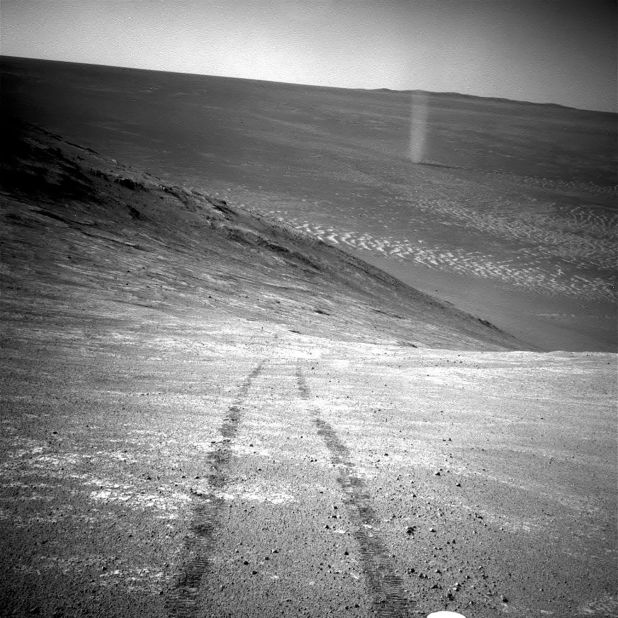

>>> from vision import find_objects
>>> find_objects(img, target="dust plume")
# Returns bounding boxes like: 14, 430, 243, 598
409, 91, 429, 164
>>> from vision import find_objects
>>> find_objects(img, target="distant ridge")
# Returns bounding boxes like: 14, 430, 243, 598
369, 86, 616, 114
1, 54, 613, 115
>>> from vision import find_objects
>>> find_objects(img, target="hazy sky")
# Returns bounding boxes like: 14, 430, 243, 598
2, 0, 616, 112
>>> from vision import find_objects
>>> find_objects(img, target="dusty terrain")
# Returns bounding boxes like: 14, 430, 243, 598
1, 56, 616, 351
1, 119, 616, 618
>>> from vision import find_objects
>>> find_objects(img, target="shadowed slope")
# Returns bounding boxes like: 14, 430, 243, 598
0, 122, 525, 351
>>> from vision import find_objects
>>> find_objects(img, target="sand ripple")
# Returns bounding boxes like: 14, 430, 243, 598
266, 213, 615, 301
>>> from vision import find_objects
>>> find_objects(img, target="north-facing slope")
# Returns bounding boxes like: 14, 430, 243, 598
0, 121, 525, 351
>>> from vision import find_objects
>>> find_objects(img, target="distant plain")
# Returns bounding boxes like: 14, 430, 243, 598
2, 56, 616, 351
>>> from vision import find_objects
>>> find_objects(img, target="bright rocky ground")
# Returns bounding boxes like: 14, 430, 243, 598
0, 123, 616, 617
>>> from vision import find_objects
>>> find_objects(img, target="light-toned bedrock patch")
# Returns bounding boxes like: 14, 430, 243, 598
0, 445, 88, 475
0, 441, 191, 520
98, 566, 167, 592
232, 443, 272, 458
216, 483, 296, 506
578, 594, 618, 617
91, 449, 139, 463
273, 216, 614, 301
456, 502, 543, 536
16, 554, 108, 576
18, 554, 167, 593
87, 478, 190, 517
188, 473, 297, 505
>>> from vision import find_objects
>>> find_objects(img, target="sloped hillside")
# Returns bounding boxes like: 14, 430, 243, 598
0, 121, 525, 351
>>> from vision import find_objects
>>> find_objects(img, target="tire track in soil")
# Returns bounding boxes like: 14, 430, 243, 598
165, 361, 265, 617
297, 365, 415, 617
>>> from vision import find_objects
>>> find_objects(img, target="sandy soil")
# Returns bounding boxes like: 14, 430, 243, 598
1, 324, 616, 617
1, 121, 616, 617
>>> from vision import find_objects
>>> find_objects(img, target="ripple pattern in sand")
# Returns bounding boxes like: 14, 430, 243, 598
405, 196, 617, 271
267, 213, 615, 301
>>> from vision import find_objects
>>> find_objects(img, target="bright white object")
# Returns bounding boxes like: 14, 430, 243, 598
427, 612, 467, 618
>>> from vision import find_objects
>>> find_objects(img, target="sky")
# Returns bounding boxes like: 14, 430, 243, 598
1, 0, 616, 112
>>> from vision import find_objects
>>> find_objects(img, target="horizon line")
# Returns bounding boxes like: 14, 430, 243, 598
2, 53, 616, 115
